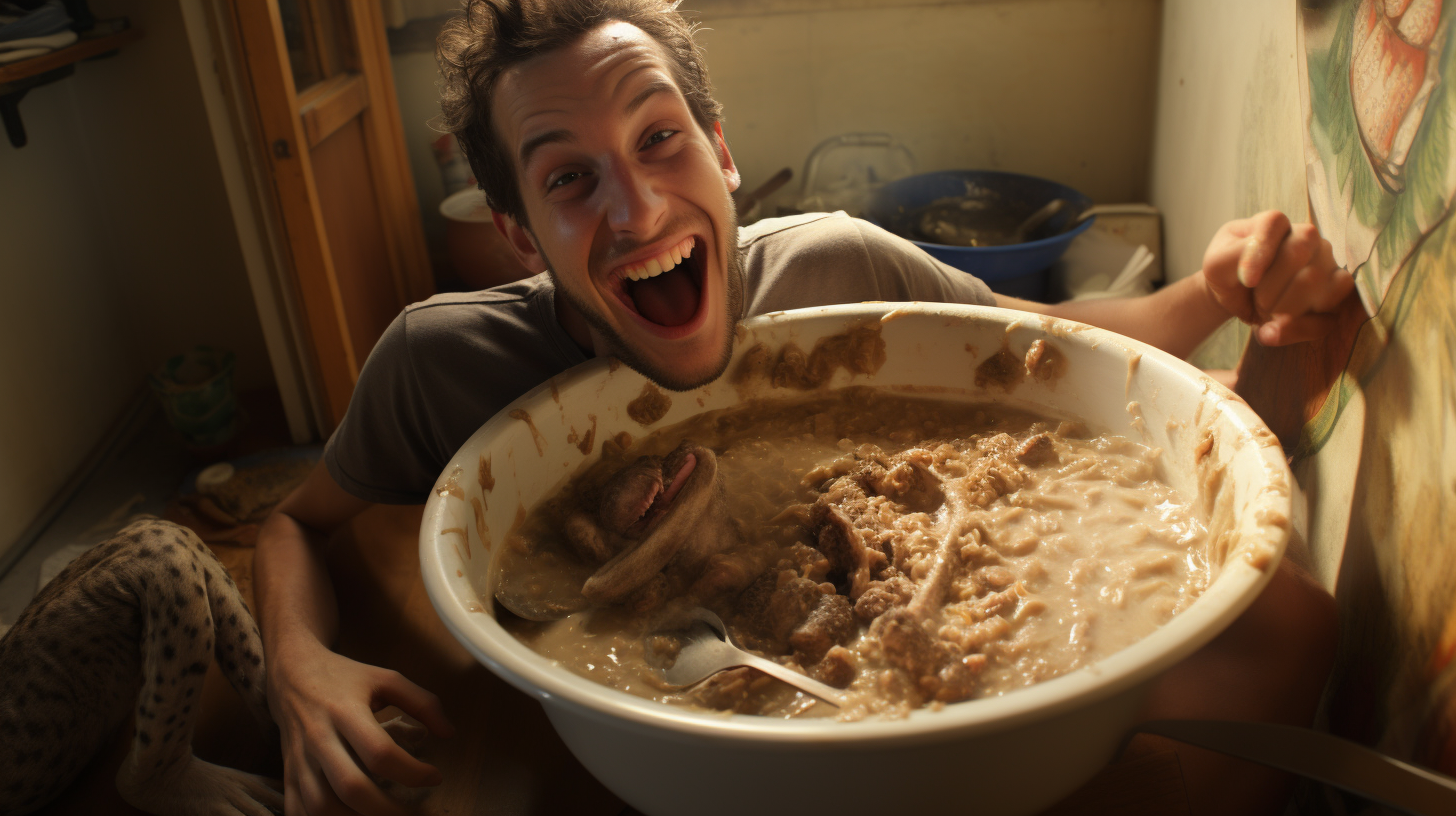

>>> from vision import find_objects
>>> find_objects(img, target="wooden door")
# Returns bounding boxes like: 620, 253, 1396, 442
223, 0, 433, 430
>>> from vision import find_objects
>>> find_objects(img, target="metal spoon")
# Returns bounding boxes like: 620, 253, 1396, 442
653, 607, 849, 708
1010, 198, 1068, 243
1136, 720, 1456, 816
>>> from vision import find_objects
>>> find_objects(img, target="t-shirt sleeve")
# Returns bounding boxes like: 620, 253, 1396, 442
848, 217, 998, 307
323, 311, 443, 505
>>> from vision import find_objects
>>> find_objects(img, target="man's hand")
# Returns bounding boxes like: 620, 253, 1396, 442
1200, 210, 1355, 346
269, 638, 453, 816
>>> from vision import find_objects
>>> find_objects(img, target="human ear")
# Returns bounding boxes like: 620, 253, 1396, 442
493, 211, 549, 274
712, 121, 740, 193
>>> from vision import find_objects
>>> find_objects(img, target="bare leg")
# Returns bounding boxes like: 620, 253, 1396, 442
1135, 556, 1338, 816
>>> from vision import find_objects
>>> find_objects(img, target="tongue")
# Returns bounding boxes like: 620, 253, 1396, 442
639, 454, 696, 533
659, 454, 696, 505
630, 267, 700, 327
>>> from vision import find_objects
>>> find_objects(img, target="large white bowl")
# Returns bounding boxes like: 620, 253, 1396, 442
421, 303, 1291, 816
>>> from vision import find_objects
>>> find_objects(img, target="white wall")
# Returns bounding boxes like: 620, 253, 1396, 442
391, 0, 1163, 241
0, 0, 271, 555
1147, 0, 1307, 367
0, 86, 137, 554
1149, 0, 1308, 280
697, 0, 1162, 214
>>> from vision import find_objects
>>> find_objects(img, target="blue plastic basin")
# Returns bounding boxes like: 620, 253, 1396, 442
863, 170, 1094, 301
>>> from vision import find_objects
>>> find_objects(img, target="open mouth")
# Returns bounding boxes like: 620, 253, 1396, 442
627, 451, 698, 538
611, 235, 705, 328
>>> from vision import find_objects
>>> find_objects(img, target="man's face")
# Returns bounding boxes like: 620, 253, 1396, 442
491, 22, 743, 391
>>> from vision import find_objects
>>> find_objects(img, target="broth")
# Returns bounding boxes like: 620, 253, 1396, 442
496, 389, 1210, 720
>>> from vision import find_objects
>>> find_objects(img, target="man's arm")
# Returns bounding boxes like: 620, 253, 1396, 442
996, 211, 1354, 358
256, 463, 453, 816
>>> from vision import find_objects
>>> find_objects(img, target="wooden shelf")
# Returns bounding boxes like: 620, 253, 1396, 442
0, 27, 143, 85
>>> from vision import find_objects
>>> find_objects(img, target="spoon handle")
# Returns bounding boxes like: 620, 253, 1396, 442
736, 652, 851, 709
1136, 720, 1456, 816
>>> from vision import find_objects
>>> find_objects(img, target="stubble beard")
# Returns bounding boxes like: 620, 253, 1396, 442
543, 202, 745, 392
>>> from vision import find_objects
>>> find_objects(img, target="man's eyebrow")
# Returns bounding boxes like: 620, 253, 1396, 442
624, 79, 676, 116
517, 79, 676, 168
519, 129, 573, 169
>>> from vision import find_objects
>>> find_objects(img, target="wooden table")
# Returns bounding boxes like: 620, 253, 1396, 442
38, 504, 1190, 815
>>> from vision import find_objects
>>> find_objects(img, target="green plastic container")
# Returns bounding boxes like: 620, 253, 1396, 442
149, 346, 240, 447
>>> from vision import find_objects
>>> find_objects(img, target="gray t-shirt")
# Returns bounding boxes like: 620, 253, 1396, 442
325, 211, 996, 504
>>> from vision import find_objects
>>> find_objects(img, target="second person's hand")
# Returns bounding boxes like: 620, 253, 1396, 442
1199, 210, 1355, 347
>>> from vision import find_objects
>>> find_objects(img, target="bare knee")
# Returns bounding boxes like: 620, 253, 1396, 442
1143, 556, 1336, 724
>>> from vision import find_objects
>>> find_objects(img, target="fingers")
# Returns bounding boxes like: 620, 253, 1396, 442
1236, 211, 1292, 288
274, 652, 448, 816
374, 671, 455, 740
1313, 264, 1356, 313
287, 731, 368, 816
1254, 312, 1338, 347
294, 755, 359, 816
1247, 231, 1354, 347
284, 781, 303, 816
1251, 225, 1326, 319
316, 737, 412, 816
1206, 212, 1354, 347
336, 711, 443, 789
231, 773, 284, 816
379, 716, 429, 753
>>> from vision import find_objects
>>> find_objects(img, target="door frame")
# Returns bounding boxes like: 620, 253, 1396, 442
184, 0, 434, 437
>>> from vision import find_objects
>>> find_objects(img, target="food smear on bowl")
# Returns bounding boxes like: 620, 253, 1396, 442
495, 388, 1211, 721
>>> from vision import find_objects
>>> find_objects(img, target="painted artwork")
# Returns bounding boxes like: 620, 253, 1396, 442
1267, 0, 1456, 810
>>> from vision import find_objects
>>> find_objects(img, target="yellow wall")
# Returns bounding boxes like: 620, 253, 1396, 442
0, 0, 270, 555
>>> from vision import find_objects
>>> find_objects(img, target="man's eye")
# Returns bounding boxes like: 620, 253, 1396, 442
550, 171, 583, 189
644, 129, 677, 147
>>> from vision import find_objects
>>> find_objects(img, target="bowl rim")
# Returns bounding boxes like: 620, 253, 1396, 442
420, 302, 1290, 746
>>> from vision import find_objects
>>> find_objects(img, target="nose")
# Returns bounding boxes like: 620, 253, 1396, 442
600, 159, 666, 237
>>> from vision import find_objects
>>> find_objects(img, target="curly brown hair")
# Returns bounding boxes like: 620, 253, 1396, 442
436, 0, 724, 225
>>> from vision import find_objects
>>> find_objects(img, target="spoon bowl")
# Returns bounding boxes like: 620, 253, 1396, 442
653, 607, 849, 708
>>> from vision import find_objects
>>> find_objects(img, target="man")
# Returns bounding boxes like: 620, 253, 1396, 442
256, 1, 1350, 814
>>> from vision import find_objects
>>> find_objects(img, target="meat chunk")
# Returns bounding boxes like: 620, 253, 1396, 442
1016, 433, 1059, 467
734, 569, 822, 653
853, 575, 915, 623
812, 646, 858, 689
935, 654, 988, 703
687, 548, 771, 602
872, 608, 950, 681
866, 454, 944, 513
789, 593, 856, 663
691, 667, 765, 713
811, 503, 881, 599
784, 542, 832, 583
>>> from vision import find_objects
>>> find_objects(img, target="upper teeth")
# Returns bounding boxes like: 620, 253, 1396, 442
623, 237, 696, 281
